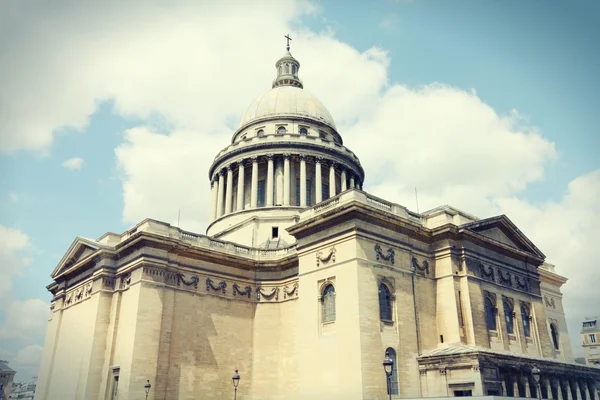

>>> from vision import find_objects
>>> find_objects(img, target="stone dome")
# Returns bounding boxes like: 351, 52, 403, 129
238, 86, 337, 130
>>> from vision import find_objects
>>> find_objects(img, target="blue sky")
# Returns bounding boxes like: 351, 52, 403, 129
0, 0, 599, 381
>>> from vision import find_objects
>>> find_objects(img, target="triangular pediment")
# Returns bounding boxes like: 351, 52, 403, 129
460, 215, 545, 260
51, 237, 104, 278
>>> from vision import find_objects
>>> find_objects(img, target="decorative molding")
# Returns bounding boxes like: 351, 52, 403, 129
64, 281, 93, 306
515, 275, 530, 292
480, 264, 495, 282
120, 273, 131, 289
419, 368, 428, 375
498, 269, 512, 287
411, 257, 430, 275
206, 278, 227, 294
284, 283, 298, 299
545, 296, 556, 309
472, 364, 480, 372
256, 287, 279, 301
102, 277, 115, 289
177, 273, 199, 289
374, 244, 395, 265
316, 246, 336, 267
439, 368, 447, 375
232, 283, 252, 298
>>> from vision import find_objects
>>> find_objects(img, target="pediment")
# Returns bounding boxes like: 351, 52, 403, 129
51, 237, 104, 278
461, 215, 545, 260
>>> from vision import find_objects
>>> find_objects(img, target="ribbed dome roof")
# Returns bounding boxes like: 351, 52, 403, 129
239, 86, 336, 130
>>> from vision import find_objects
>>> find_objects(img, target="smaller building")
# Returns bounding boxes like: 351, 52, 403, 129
582, 317, 600, 365
10, 376, 37, 400
0, 360, 16, 400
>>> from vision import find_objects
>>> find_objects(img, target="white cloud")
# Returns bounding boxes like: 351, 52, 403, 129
0, 225, 31, 300
11, 344, 44, 382
0, 299, 49, 343
9, 192, 19, 203
61, 157, 84, 170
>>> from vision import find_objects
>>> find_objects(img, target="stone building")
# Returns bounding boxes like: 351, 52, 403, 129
35, 45, 600, 400
582, 317, 600, 366
0, 360, 15, 400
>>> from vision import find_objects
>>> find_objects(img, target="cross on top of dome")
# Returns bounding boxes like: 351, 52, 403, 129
272, 34, 303, 89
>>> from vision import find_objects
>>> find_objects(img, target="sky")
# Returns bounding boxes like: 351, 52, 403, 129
1, 0, 599, 382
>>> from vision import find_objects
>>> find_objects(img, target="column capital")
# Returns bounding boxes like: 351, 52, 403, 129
266, 153, 274, 161
227, 164, 233, 171
218, 169, 226, 177
315, 156, 323, 164
328, 160, 336, 168
237, 158, 245, 167
251, 156, 259, 164
283, 153, 291, 160
299, 154, 307, 161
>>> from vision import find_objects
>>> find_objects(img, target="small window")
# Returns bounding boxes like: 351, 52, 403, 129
590, 334, 597, 344
322, 284, 336, 322
454, 390, 473, 397
379, 283, 392, 321
272, 226, 279, 239
322, 183, 329, 201
277, 126, 286, 135
319, 131, 327, 140
485, 296, 497, 331
257, 180, 266, 207
285, 64, 289, 73
257, 129, 265, 137
292, 65, 297, 75
521, 304, 531, 337
503, 300, 514, 334
550, 323, 560, 350
299, 127, 308, 135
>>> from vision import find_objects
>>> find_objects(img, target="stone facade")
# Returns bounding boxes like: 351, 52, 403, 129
582, 317, 600, 366
35, 47, 600, 400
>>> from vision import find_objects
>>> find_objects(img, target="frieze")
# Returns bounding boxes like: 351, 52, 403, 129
544, 296, 556, 309
316, 246, 336, 267
206, 278, 226, 294
374, 244, 395, 265
411, 257, 429, 275
256, 287, 279, 301
120, 273, 132, 289
232, 283, 252, 298
177, 273, 199, 289
498, 269, 512, 287
283, 283, 299, 299
64, 281, 93, 307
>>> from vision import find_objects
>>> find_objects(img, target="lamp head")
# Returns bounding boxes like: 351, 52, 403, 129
144, 380, 151, 395
531, 365, 541, 383
232, 369, 240, 388
382, 351, 393, 375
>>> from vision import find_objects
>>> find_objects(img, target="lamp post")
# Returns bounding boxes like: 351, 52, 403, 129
383, 351, 393, 400
531, 365, 541, 400
232, 369, 240, 400
144, 380, 151, 400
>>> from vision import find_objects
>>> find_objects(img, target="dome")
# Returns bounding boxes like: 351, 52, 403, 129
239, 86, 337, 130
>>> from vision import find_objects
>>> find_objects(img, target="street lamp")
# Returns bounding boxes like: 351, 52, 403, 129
531, 365, 541, 400
144, 380, 151, 400
383, 351, 393, 400
232, 369, 240, 400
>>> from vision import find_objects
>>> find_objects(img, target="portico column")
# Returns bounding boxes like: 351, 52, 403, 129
251, 157, 258, 208
266, 154, 274, 206
555, 378, 564, 400
566, 380, 574, 400
329, 161, 336, 198
341, 169, 347, 191
225, 165, 233, 214
349, 174, 355, 189
210, 178, 217, 221
283, 154, 290, 206
513, 374, 519, 398
300, 155, 307, 207
315, 157, 322, 203
524, 375, 531, 398
216, 170, 225, 218
236, 160, 245, 211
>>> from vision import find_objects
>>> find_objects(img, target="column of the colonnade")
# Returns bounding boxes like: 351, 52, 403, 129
350, 174, 355, 189
217, 171, 225, 218
315, 157, 322, 203
225, 165, 233, 214
524, 375, 531, 398
283, 154, 290, 206
554, 377, 564, 400
329, 162, 336, 198
266, 154, 274, 206
300, 155, 307, 207
251, 157, 258, 208
340, 169, 347, 191
210, 178, 218, 221
237, 160, 245, 211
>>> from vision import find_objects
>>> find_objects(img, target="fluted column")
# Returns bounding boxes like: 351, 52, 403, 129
225, 165, 233, 214
266, 154, 274, 206
315, 157, 322, 203
329, 161, 336, 198
350, 174, 355, 189
513, 374, 519, 398
283, 154, 290, 206
216, 170, 225, 218
210, 178, 218, 221
237, 160, 245, 211
251, 157, 258, 208
300, 155, 307, 207
566, 380, 574, 400
341, 169, 347, 191
555, 378, 564, 400
524, 375, 531, 398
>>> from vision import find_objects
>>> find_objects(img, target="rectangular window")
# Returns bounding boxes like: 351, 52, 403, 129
257, 180, 265, 207
454, 390, 473, 397
306, 179, 312, 206
590, 334, 597, 343
272, 226, 279, 238
322, 183, 329, 201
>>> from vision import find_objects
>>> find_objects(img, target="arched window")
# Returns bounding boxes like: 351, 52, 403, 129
285, 64, 289, 73
322, 284, 336, 322
485, 296, 497, 331
379, 283, 392, 321
521, 304, 531, 337
257, 129, 265, 137
299, 127, 308, 135
385, 348, 399, 395
277, 126, 286, 135
550, 323, 560, 350
503, 300, 514, 334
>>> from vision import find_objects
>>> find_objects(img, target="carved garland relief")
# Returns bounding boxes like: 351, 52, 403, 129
64, 281, 93, 307
476, 262, 531, 293
374, 244, 395, 265
316, 246, 336, 267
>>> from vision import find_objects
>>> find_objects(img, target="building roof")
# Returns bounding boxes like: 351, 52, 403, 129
582, 317, 599, 333
0, 359, 15, 373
